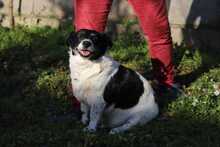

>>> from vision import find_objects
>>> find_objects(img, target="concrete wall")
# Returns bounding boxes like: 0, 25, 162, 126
0, 0, 72, 28
0, 0, 220, 51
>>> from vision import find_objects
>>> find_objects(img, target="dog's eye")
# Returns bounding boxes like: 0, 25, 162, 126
91, 36, 98, 42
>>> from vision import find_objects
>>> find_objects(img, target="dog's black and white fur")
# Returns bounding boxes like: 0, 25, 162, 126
67, 29, 159, 134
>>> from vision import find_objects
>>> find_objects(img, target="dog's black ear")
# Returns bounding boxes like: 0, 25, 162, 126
101, 33, 113, 49
66, 31, 77, 48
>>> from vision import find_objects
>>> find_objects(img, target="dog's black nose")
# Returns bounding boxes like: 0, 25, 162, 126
82, 41, 92, 48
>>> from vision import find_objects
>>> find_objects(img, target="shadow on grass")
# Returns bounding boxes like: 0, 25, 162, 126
0, 26, 69, 96
173, 43, 220, 87
0, 26, 73, 131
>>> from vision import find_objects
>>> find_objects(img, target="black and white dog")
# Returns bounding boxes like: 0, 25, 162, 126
67, 29, 159, 134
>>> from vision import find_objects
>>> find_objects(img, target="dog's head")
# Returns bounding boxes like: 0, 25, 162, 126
67, 29, 112, 60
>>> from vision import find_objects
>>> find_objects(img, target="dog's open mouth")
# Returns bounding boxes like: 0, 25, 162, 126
78, 49, 94, 57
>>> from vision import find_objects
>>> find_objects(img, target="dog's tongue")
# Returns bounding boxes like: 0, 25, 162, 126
79, 50, 92, 57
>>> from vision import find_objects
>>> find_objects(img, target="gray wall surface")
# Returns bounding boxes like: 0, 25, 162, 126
0, 0, 72, 27
0, 0, 220, 52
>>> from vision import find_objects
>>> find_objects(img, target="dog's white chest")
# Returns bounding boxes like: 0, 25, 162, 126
69, 55, 118, 104
71, 64, 100, 100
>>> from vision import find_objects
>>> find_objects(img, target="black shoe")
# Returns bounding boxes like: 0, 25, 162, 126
153, 82, 184, 109
155, 83, 183, 99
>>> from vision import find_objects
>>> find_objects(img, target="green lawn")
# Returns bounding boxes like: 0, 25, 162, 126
0, 24, 220, 147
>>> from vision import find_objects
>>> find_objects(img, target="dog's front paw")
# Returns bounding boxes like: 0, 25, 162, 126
83, 126, 96, 133
81, 114, 89, 125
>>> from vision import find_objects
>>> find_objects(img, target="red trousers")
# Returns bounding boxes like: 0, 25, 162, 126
73, 0, 174, 86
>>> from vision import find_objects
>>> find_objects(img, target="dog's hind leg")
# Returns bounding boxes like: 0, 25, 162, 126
109, 116, 140, 134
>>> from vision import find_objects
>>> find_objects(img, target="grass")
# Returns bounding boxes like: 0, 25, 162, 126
0, 24, 220, 147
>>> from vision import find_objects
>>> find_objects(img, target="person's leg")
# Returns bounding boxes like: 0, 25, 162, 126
128, 0, 174, 86
73, 0, 112, 32
72, 0, 112, 108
